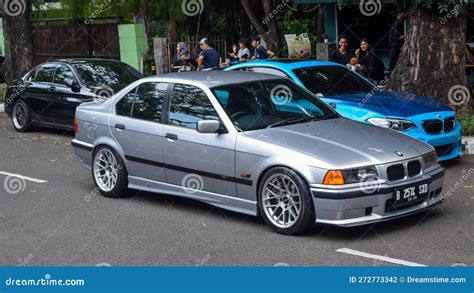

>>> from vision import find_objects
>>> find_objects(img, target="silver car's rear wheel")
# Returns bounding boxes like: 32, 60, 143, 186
93, 148, 119, 192
262, 174, 302, 229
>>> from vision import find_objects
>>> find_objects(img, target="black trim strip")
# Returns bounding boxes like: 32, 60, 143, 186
71, 141, 93, 152
125, 155, 253, 186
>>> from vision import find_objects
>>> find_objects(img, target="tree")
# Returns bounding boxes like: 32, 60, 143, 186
386, 1, 471, 114
241, 0, 281, 52
2, 0, 34, 84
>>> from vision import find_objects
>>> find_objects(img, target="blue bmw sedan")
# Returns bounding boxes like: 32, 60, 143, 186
226, 59, 462, 161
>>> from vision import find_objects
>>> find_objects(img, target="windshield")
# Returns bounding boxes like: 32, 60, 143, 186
73, 60, 144, 88
292, 66, 374, 96
212, 79, 339, 131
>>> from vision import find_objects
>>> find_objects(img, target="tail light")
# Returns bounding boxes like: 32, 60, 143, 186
74, 116, 78, 134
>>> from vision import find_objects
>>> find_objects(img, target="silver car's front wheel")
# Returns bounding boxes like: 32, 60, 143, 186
259, 167, 315, 235
262, 174, 301, 229
92, 146, 129, 198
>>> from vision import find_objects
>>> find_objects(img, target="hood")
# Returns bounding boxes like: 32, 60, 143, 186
323, 91, 452, 117
245, 118, 433, 169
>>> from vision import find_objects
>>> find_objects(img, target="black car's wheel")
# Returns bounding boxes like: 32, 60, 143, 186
92, 146, 129, 198
259, 167, 315, 235
12, 100, 32, 132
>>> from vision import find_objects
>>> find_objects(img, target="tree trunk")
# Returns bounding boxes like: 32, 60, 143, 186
241, 0, 266, 37
2, 1, 34, 85
386, 3, 470, 114
261, 0, 281, 52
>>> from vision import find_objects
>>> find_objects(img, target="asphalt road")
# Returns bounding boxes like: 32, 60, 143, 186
0, 112, 473, 266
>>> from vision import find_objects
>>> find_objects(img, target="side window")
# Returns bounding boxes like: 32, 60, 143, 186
35, 64, 56, 83
54, 65, 75, 86
169, 84, 219, 130
116, 87, 138, 117
132, 82, 168, 123
25, 68, 37, 82
252, 67, 288, 77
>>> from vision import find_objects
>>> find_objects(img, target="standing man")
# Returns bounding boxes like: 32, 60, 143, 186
251, 36, 275, 60
197, 38, 220, 71
388, 9, 408, 71
329, 35, 353, 65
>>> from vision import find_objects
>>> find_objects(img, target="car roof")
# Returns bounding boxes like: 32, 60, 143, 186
49, 58, 125, 64
230, 58, 345, 71
146, 71, 285, 88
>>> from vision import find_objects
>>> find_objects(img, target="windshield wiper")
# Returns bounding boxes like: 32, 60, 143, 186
267, 115, 318, 128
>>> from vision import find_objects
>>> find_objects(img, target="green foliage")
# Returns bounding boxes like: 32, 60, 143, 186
459, 114, 474, 136
277, 9, 318, 57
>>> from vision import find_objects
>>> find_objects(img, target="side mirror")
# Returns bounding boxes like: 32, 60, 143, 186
64, 78, 81, 93
197, 120, 221, 134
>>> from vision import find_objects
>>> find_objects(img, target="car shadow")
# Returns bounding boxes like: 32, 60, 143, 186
123, 189, 445, 239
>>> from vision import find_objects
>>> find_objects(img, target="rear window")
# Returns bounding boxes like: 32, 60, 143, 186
73, 61, 144, 88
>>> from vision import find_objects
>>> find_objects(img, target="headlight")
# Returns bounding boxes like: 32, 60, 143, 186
367, 118, 416, 131
422, 151, 438, 169
323, 166, 378, 185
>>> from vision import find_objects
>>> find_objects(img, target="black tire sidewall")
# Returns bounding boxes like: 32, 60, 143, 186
12, 99, 31, 132
92, 146, 129, 198
258, 167, 315, 235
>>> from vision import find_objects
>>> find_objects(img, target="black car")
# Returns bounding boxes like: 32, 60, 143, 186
4, 59, 144, 132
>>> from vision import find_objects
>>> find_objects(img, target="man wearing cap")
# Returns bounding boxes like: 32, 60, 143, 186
197, 38, 221, 70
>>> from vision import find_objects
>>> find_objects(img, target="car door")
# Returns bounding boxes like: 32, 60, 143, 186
109, 82, 169, 183
50, 64, 90, 127
24, 63, 58, 125
161, 83, 237, 197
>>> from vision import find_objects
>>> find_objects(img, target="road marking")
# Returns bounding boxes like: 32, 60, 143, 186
0, 171, 48, 183
336, 248, 427, 267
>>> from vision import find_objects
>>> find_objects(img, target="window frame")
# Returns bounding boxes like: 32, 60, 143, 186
130, 81, 171, 124
165, 82, 223, 131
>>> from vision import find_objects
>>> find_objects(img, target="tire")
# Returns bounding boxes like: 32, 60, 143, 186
12, 99, 32, 132
258, 167, 315, 235
92, 146, 129, 198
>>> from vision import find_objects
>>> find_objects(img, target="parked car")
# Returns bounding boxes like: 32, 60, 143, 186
4, 58, 144, 132
226, 60, 463, 161
72, 71, 445, 234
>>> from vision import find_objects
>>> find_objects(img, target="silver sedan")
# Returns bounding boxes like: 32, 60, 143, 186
72, 71, 445, 235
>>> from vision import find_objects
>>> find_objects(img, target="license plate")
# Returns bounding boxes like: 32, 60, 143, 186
394, 183, 429, 206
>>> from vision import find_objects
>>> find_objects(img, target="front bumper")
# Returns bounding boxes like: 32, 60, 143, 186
311, 167, 444, 227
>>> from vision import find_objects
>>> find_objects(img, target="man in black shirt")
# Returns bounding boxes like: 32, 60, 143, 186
388, 10, 407, 71
329, 35, 353, 66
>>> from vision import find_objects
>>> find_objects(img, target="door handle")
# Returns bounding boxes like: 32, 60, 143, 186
165, 133, 178, 140
48, 86, 56, 92
115, 123, 126, 130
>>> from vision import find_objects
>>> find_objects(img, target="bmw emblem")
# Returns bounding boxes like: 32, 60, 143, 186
395, 151, 404, 157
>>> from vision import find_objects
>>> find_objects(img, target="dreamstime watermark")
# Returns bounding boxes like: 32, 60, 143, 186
352, 76, 389, 114
85, 0, 113, 24
5, 85, 26, 106
3, 175, 26, 194
3, 0, 26, 17
181, 0, 204, 17
91, 85, 114, 103
359, 177, 381, 195
84, 187, 100, 203
181, 174, 204, 194
195, 254, 212, 266
359, 0, 382, 17
17, 253, 34, 267
270, 84, 293, 105
283, 0, 318, 13
263, 0, 290, 25
439, 2, 464, 25
441, 168, 474, 201
447, 85, 471, 106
